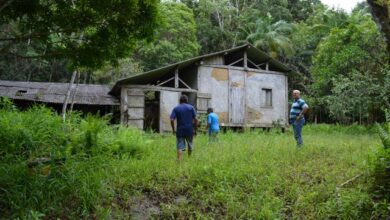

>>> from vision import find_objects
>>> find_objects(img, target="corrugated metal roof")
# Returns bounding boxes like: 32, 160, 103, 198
109, 44, 297, 95
0, 80, 119, 105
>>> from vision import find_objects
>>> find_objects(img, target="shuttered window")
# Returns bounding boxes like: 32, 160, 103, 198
262, 88, 272, 107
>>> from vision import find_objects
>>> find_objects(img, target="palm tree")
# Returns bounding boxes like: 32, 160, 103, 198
245, 17, 295, 58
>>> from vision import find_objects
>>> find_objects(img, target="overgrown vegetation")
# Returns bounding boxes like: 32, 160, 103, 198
372, 110, 390, 208
0, 101, 148, 218
0, 103, 389, 219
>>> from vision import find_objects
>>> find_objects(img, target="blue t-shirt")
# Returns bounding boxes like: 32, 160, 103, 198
170, 103, 197, 137
207, 112, 220, 133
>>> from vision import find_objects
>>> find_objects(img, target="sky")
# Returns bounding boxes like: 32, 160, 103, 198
320, 0, 364, 12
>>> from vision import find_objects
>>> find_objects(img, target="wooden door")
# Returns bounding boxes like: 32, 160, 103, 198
127, 89, 144, 129
196, 93, 211, 114
229, 69, 245, 124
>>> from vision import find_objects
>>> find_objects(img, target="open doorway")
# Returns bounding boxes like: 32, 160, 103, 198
144, 91, 160, 132
181, 92, 196, 106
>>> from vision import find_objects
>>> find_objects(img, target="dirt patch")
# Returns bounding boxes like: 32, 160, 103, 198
129, 195, 161, 220
211, 68, 228, 81
246, 107, 262, 123
174, 195, 188, 205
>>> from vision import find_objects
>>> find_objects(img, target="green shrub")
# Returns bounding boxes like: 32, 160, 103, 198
0, 102, 150, 218
0, 105, 67, 162
371, 109, 390, 218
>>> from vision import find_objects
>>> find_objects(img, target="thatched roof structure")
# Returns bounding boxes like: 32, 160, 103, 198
0, 80, 119, 105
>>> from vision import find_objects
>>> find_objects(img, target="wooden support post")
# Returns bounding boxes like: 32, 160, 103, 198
156, 76, 174, 87
243, 51, 248, 70
174, 68, 179, 88
266, 62, 269, 71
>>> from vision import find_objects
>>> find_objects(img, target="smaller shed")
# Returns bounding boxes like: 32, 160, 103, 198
0, 80, 119, 115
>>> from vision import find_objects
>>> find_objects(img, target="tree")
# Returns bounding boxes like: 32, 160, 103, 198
287, 0, 322, 21
288, 6, 350, 93
92, 58, 143, 85
246, 16, 295, 58
367, 0, 390, 55
311, 10, 388, 123
0, 0, 160, 69
136, 2, 200, 71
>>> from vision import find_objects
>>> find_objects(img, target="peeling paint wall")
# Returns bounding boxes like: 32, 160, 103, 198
198, 66, 288, 127
245, 71, 287, 125
160, 90, 180, 132
198, 66, 229, 124
211, 68, 228, 81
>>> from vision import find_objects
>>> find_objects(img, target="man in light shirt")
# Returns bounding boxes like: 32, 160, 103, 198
289, 90, 309, 147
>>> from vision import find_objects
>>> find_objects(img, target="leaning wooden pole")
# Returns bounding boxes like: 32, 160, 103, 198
62, 70, 77, 122
69, 71, 81, 114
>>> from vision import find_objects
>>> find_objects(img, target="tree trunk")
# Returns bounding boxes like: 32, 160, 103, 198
69, 71, 81, 114
367, 0, 390, 56
62, 70, 77, 122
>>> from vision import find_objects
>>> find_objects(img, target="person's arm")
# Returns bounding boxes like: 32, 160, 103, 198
170, 119, 175, 135
297, 104, 309, 120
170, 109, 176, 135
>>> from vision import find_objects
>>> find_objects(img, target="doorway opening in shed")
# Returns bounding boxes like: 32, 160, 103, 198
181, 92, 196, 106
144, 91, 160, 132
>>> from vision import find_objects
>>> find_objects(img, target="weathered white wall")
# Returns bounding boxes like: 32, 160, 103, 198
245, 71, 287, 126
198, 66, 229, 124
159, 90, 180, 132
202, 55, 224, 65
198, 65, 288, 127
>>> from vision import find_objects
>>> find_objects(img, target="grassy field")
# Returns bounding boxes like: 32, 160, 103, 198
107, 128, 382, 219
0, 104, 389, 219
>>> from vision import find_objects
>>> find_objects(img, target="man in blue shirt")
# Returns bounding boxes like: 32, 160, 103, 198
206, 108, 220, 143
170, 95, 198, 161
289, 90, 309, 147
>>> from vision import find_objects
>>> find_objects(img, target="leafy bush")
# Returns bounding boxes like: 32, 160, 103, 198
0, 104, 67, 162
0, 101, 150, 218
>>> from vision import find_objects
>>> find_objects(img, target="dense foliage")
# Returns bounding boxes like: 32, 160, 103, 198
0, 0, 160, 83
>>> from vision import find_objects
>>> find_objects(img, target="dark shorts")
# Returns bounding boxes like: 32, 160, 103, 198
176, 136, 193, 151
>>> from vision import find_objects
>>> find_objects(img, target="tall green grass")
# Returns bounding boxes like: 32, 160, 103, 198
0, 101, 147, 219
0, 101, 388, 219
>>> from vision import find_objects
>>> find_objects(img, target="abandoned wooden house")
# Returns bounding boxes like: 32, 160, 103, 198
109, 44, 295, 132
0, 80, 119, 115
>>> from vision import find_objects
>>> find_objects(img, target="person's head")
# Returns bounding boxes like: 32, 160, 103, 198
207, 108, 213, 114
179, 95, 188, 104
292, 90, 301, 99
